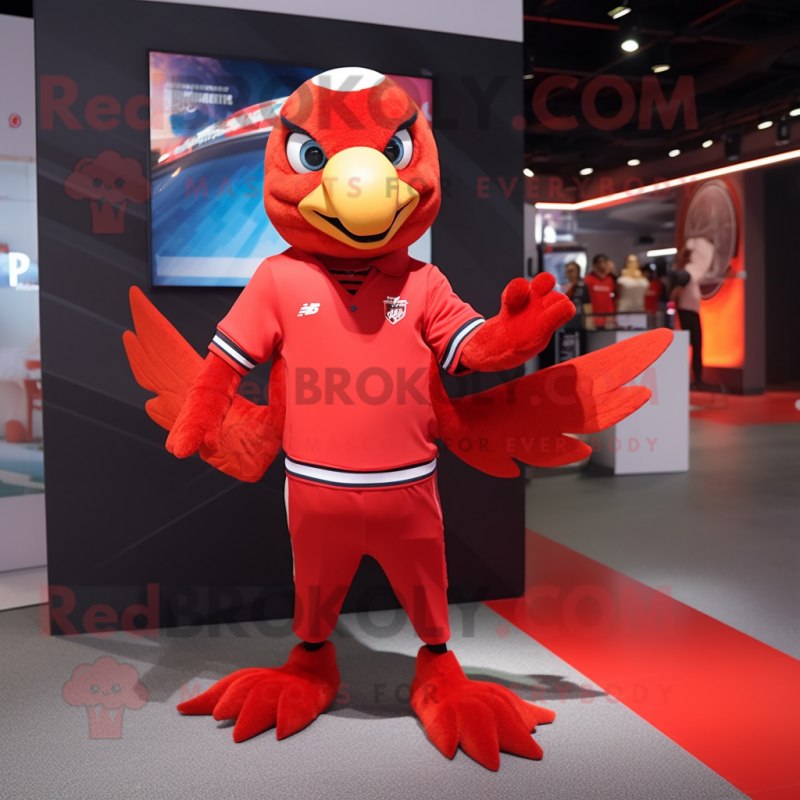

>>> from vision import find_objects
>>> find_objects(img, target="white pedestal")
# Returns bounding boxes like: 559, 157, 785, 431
587, 329, 689, 474
0, 565, 47, 611
0, 493, 47, 572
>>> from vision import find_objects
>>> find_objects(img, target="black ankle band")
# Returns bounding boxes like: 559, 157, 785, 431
303, 640, 325, 652
426, 643, 448, 655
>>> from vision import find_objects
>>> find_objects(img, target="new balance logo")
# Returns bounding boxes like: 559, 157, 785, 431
297, 302, 321, 317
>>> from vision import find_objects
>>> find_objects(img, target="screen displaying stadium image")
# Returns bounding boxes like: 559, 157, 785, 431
149, 53, 434, 287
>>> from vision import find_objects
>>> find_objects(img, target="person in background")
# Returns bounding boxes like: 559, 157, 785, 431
552, 261, 590, 364
615, 254, 650, 328
561, 259, 590, 347
644, 263, 665, 317
540, 261, 590, 369
561, 260, 591, 319
670, 246, 709, 390
584, 253, 616, 329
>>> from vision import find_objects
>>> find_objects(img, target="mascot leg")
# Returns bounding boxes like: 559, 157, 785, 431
410, 646, 555, 771
366, 475, 553, 769
368, 477, 556, 771
177, 641, 339, 742
175, 474, 366, 743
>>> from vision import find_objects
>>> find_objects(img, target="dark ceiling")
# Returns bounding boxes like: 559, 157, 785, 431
523, 0, 800, 176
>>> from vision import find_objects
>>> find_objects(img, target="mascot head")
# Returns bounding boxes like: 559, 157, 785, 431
263, 67, 440, 259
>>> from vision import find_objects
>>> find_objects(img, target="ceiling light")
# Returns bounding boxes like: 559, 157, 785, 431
523, 168, 534, 178
523, 74, 534, 80
534, 147, 800, 212
627, 158, 641, 166
646, 248, 677, 257
650, 43, 671, 74
702, 139, 713, 148
579, 167, 594, 176
621, 37, 639, 52
757, 120, 773, 130
669, 148, 681, 157
608, 3, 631, 19
790, 108, 800, 118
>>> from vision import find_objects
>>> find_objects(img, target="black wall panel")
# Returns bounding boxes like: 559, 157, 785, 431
35, 0, 526, 634
764, 162, 800, 386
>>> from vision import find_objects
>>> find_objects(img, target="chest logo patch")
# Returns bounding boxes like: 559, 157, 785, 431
297, 302, 321, 317
383, 296, 408, 325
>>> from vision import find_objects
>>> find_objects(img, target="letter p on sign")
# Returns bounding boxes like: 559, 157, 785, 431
9, 252, 30, 287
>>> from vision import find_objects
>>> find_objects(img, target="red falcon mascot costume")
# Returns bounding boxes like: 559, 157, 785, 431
124, 67, 672, 770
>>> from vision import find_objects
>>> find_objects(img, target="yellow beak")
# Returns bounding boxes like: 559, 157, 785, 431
298, 147, 419, 250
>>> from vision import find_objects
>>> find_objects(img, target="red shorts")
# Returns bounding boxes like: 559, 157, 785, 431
284, 470, 450, 645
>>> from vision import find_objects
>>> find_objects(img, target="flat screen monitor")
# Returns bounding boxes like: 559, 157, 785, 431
148, 52, 434, 287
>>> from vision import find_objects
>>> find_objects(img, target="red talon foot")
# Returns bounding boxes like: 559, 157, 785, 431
411, 646, 555, 771
177, 642, 340, 743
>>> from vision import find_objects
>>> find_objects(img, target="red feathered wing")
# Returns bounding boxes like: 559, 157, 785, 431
122, 287, 285, 482
123, 286, 671, 482
431, 329, 674, 478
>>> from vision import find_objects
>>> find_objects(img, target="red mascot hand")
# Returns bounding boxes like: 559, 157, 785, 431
219, 419, 281, 463
166, 353, 242, 458
461, 273, 575, 372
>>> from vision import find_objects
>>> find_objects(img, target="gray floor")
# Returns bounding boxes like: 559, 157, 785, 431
3, 415, 796, 799
1, 602, 746, 800
526, 419, 800, 660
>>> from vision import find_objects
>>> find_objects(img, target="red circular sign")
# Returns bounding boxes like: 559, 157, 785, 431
8, 114, 21, 128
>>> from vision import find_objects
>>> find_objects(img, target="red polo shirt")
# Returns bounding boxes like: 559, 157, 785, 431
209, 247, 484, 472
645, 279, 663, 313
585, 271, 616, 326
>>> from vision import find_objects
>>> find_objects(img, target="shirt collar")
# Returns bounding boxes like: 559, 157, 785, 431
292, 247, 411, 277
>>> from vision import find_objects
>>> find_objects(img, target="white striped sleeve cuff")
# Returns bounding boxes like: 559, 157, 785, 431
441, 317, 485, 373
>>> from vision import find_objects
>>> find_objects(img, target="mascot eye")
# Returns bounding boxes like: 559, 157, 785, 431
286, 132, 328, 173
383, 129, 413, 169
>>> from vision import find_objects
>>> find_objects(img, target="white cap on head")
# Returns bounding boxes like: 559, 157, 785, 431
311, 66, 386, 93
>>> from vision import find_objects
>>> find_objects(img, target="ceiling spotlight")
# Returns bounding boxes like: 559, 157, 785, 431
702, 139, 713, 148
523, 74, 534, 80
579, 167, 594, 176
608, 2, 631, 19
758, 120, 774, 130
790, 108, 800, 118
668, 149, 681, 157
627, 158, 641, 166
523, 168, 534, 178
650, 43, 671, 74
621, 37, 639, 52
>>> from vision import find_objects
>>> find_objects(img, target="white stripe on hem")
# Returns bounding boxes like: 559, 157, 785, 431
285, 457, 437, 486
212, 335, 257, 370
